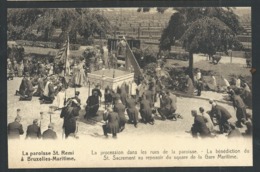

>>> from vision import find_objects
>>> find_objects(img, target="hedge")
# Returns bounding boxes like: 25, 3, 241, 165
16, 40, 81, 50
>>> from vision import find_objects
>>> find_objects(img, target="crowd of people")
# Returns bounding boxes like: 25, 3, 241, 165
7, 43, 252, 140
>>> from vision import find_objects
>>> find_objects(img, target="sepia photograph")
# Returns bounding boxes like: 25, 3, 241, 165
7, 7, 252, 168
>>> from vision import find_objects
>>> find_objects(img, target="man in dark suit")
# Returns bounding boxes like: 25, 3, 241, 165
15, 75, 27, 97
19, 75, 35, 101
191, 110, 211, 138
102, 107, 120, 138
210, 102, 232, 134
139, 96, 154, 125
92, 84, 102, 103
85, 91, 99, 119
126, 95, 139, 128
42, 123, 57, 140
26, 119, 41, 139
233, 90, 247, 128
113, 99, 127, 131
8, 116, 24, 139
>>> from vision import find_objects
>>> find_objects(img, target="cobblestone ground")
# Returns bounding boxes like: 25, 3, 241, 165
8, 78, 251, 140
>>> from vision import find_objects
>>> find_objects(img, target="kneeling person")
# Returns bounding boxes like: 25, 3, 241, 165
102, 107, 119, 138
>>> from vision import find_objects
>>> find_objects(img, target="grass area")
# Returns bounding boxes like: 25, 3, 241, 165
165, 59, 251, 81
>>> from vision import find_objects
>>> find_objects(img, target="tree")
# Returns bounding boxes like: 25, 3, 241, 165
7, 9, 112, 44
138, 7, 244, 79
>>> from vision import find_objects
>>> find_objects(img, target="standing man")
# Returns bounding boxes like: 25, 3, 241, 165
60, 100, 80, 138
102, 107, 120, 138
26, 119, 41, 139
233, 90, 247, 128
42, 123, 57, 140
7, 116, 24, 139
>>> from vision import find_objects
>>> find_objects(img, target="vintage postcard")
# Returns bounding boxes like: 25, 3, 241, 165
7, 7, 252, 168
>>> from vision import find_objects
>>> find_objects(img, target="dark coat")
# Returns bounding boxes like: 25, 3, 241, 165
42, 129, 57, 140
120, 90, 128, 106
92, 88, 102, 99
35, 77, 45, 95
103, 112, 119, 134
25, 79, 35, 96
26, 124, 41, 139
125, 97, 138, 122
126, 97, 136, 109
212, 105, 232, 122
19, 77, 28, 95
60, 104, 80, 137
145, 90, 154, 107
140, 99, 153, 122
192, 115, 210, 137
8, 121, 24, 139
114, 102, 127, 124
233, 95, 246, 120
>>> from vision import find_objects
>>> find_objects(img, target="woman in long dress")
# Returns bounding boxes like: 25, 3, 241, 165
72, 62, 87, 87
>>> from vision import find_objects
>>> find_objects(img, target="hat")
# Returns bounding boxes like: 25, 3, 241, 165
75, 91, 80, 96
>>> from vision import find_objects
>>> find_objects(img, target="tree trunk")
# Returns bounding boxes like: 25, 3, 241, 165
189, 51, 194, 82
44, 28, 49, 41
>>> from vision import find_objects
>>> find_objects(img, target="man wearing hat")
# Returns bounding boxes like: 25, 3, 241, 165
7, 116, 24, 139
85, 90, 100, 119
26, 119, 41, 139
42, 123, 57, 140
